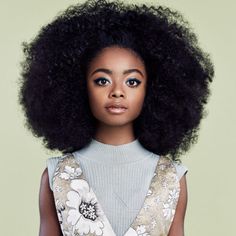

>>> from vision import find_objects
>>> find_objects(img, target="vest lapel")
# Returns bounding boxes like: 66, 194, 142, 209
53, 153, 116, 236
123, 155, 180, 236
52, 153, 180, 236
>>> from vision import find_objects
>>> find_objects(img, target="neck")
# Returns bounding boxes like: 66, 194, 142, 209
74, 137, 152, 164
94, 122, 135, 145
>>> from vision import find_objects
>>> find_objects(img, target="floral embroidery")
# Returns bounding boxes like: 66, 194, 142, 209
66, 179, 105, 235
163, 203, 175, 220
162, 189, 179, 220
54, 185, 63, 192
136, 225, 150, 236
143, 202, 150, 211
159, 164, 167, 171
52, 154, 180, 236
52, 166, 60, 184
167, 189, 179, 204
151, 220, 157, 229
154, 196, 160, 204
56, 199, 65, 224
127, 158, 180, 235
125, 226, 150, 236
55, 200, 70, 235
59, 165, 82, 180
146, 189, 152, 196
160, 176, 168, 188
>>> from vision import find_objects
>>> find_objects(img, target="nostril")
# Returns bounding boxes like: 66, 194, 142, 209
112, 93, 124, 98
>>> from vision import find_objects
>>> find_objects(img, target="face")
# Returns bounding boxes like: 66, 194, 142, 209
86, 46, 147, 128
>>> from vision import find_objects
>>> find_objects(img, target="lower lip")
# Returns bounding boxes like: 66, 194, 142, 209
106, 107, 127, 114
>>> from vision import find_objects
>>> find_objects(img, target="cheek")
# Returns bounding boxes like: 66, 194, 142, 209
129, 91, 146, 116
87, 88, 105, 115
131, 89, 146, 105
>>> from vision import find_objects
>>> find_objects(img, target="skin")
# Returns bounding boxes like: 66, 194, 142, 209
86, 46, 147, 145
39, 168, 62, 236
38, 46, 188, 236
168, 175, 188, 236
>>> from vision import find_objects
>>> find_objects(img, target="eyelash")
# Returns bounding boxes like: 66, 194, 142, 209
93, 78, 141, 87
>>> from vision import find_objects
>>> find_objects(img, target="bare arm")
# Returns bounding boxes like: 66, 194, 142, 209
39, 168, 63, 236
168, 174, 188, 236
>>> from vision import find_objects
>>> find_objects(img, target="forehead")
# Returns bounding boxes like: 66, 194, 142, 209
88, 46, 145, 70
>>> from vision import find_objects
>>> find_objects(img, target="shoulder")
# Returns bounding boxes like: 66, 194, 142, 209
46, 153, 74, 191
41, 167, 48, 181
172, 160, 188, 181
40, 167, 49, 186
39, 167, 51, 198
46, 155, 64, 165
155, 154, 188, 181
46, 153, 73, 169
46, 156, 62, 180
46, 154, 66, 191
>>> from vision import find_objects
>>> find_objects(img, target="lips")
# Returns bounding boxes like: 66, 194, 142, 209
105, 103, 127, 109
105, 104, 127, 114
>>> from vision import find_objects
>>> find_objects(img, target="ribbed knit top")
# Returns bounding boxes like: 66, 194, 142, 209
47, 138, 188, 236
75, 138, 152, 164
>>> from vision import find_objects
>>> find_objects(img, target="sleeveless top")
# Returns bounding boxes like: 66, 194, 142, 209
52, 153, 180, 236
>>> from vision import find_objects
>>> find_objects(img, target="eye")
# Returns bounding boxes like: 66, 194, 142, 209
126, 78, 141, 87
93, 77, 110, 86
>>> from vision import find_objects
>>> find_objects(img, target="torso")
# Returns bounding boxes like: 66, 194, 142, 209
52, 153, 180, 236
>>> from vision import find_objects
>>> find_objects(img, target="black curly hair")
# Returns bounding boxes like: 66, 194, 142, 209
18, 0, 214, 160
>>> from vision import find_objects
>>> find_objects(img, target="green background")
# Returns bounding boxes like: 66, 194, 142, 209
0, 0, 235, 235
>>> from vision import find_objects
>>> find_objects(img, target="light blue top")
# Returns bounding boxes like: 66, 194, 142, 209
47, 138, 188, 236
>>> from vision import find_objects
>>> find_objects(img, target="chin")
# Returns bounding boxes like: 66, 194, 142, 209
97, 118, 134, 127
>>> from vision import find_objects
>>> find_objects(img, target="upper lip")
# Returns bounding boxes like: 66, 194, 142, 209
105, 103, 127, 109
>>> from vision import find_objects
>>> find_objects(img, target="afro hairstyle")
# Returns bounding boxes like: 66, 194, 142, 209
18, 0, 214, 161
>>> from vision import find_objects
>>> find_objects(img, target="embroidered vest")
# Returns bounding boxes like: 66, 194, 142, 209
52, 153, 180, 236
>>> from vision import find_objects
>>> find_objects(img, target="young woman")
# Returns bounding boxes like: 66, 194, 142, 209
18, 0, 214, 235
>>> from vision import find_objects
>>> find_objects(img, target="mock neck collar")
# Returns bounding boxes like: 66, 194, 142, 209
73, 138, 152, 164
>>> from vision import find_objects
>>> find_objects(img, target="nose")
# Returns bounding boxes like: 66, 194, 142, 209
109, 83, 125, 98
112, 91, 124, 98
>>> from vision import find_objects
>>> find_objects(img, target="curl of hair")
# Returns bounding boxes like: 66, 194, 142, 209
18, 0, 214, 160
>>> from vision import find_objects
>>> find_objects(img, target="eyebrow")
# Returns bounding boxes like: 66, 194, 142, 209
90, 68, 144, 77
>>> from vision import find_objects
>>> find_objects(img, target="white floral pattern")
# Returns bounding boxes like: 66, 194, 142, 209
56, 199, 65, 224
136, 225, 150, 236
66, 179, 104, 235
162, 188, 179, 220
52, 166, 60, 184
163, 203, 175, 220
59, 165, 82, 180
151, 220, 157, 229
168, 189, 179, 203
55, 185, 63, 192
52, 154, 180, 236
146, 189, 152, 196
125, 225, 150, 236
55, 199, 70, 235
